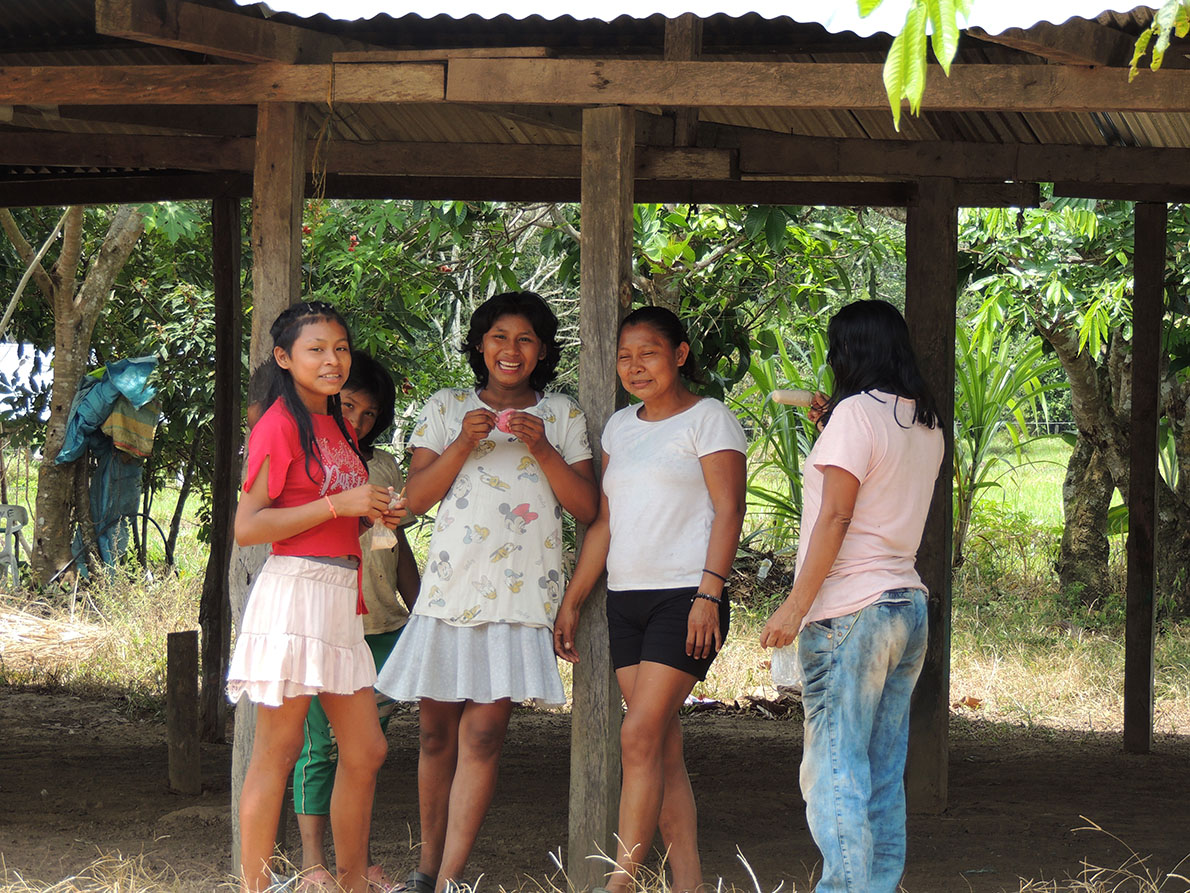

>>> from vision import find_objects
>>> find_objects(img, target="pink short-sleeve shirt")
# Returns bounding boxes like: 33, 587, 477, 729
796, 390, 944, 628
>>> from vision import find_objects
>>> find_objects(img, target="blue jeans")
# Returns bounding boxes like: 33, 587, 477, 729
798, 588, 928, 893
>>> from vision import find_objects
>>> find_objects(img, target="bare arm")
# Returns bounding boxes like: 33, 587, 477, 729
404, 407, 496, 513
393, 527, 421, 611
759, 464, 860, 648
553, 453, 611, 663
234, 456, 393, 547
686, 448, 747, 659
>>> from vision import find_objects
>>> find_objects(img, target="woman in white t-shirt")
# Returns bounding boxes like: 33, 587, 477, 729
760, 300, 944, 893
555, 307, 746, 893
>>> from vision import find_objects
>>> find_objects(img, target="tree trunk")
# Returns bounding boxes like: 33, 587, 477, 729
0, 206, 146, 588
166, 435, 200, 566
1055, 436, 1114, 605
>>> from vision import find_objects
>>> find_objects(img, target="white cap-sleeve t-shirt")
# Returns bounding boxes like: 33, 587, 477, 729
601, 397, 746, 591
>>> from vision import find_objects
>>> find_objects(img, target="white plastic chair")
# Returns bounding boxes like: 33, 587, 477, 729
0, 504, 28, 589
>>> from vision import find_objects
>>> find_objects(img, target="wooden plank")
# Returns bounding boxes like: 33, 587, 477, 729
903, 177, 957, 815
664, 15, 703, 147
1124, 201, 1164, 755
198, 196, 242, 744
0, 64, 444, 105
96, 0, 381, 63
1053, 182, 1190, 202
57, 104, 258, 137
569, 104, 632, 891
166, 630, 202, 795
732, 130, 1190, 187
968, 20, 1137, 68
334, 47, 554, 62
0, 132, 253, 171
955, 180, 1040, 207
446, 59, 1190, 112
0, 173, 247, 208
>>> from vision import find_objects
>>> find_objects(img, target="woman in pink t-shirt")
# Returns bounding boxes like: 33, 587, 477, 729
760, 300, 944, 893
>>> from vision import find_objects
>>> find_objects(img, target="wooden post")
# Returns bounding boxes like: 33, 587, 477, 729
664, 15, 702, 147
233, 101, 307, 874
903, 177, 957, 814
167, 629, 202, 795
1124, 201, 1165, 754
569, 105, 634, 889
199, 195, 242, 744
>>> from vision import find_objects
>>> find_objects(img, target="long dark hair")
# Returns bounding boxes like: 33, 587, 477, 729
461, 291, 562, 391
824, 300, 939, 429
265, 301, 367, 483
344, 350, 396, 457
618, 306, 701, 381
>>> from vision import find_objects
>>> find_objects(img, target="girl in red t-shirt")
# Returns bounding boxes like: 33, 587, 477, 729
227, 302, 404, 893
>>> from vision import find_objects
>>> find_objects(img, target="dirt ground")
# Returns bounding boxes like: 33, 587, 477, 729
2, 690, 1188, 893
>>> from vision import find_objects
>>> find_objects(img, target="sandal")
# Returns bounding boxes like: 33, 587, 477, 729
297, 868, 337, 892
367, 865, 395, 893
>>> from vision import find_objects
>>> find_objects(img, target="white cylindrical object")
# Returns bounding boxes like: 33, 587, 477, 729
770, 388, 814, 407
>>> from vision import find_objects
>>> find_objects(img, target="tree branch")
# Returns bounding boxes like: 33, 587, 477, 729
56, 207, 85, 312
0, 208, 57, 302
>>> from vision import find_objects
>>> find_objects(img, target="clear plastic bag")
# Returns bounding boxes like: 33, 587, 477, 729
770, 643, 803, 689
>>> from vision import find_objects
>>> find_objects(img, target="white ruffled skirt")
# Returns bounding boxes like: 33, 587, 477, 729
375, 614, 565, 706
226, 555, 376, 707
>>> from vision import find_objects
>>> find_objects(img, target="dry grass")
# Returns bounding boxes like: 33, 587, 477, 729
0, 852, 225, 893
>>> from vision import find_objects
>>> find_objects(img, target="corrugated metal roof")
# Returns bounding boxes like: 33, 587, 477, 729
236, 0, 1158, 35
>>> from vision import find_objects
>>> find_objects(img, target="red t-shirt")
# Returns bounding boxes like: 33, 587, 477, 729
243, 401, 368, 560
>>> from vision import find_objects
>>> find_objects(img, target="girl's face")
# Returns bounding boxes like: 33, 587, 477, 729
274, 319, 351, 414
479, 313, 545, 391
340, 387, 379, 440
616, 323, 689, 403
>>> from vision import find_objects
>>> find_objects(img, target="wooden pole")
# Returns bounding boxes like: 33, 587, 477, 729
167, 629, 202, 795
568, 105, 634, 889
199, 195, 242, 744
1124, 201, 1165, 754
903, 177, 957, 814
233, 101, 307, 875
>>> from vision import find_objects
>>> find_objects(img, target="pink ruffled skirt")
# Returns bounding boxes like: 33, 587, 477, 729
226, 555, 376, 707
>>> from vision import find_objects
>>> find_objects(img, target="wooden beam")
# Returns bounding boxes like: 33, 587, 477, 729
8, 60, 1190, 111
0, 173, 246, 208
333, 47, 554, 62
904, 177, 957, 815
731, 130, 1190, 187
968, 20, 1137, 67
0, 64, 444, 105
1124, 201, 1165, 755
446, 59, 1190, 112
95, 0, 381, 63
570, 104, 632, 891
166, 630, 202, 795
1053, 182, 1190, 202
664, 15, 703, 147
57, 104, 258, 137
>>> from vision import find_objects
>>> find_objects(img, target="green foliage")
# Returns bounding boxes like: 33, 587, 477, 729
873, 0, 971, 129
1129, 0, 1190, 79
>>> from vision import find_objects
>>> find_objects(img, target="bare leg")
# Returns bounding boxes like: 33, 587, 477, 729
296, 813, 330, 872
320, 688, 388, 893
607, 662, 699, 893
416, 699, 464, 880
240, 697, 311, 893
435, 699, 514, 891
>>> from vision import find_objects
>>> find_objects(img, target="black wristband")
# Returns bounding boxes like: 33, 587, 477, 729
701, 567, 729, 583
693, 591, 723, 606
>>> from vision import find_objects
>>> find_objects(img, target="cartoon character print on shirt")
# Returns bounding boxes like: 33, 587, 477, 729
498, 502, 538, 534
472, 575, 497, 600
504, 568, 524, 593
449, 474, 472, 509
452, 605, 481, 624
314, 434, 368, 496
427, 585, 445, 608
489, 541, 523, 563
543, 533, 559, 550
463, 524, 490, 544
429, 551, 452, 580
516, 456, 540, 483
539, 568, 562, 605
436, 506, 455, 532
477, 466, 510, 491
471, 440, 495, 460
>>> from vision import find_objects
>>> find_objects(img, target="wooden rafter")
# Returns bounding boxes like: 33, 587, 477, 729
967, 20, 1139, 68
6, 60, 1190, 111
95, 0, 384, 63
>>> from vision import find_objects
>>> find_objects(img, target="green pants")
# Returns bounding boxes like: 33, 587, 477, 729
292, 628, 402, 816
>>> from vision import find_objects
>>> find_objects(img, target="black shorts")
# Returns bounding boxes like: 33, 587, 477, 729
606, 586, 730, 682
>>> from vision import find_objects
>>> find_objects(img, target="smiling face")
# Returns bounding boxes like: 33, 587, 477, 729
274, 318, 351, 414
340, 387, 379, 441
479, 313, 545, 392
616, 322, 690, 403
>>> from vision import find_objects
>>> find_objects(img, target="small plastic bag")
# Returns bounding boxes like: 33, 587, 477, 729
770, 643, 804, 690
370, 488, 403, 551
